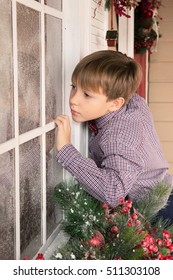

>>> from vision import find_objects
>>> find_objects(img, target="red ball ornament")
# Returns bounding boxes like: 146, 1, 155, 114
89, 231, 105, 248
89, 236, 102, 247
144, 10, 153, 18
111, 226, 119, 234
36, 253, 45, 260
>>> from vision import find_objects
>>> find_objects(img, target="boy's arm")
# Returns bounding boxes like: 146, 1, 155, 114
56, 143, 142, 208
54, 114, 141, 208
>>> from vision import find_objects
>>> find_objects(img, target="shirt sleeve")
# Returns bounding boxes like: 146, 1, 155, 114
56, 142, 142, 208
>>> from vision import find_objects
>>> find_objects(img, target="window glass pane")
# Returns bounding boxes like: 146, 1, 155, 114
17, 4, 41, 134
45, 0, 62, 11
45, 15, 62, 123
0, 150, 15, 259
20, 138, 41, 259
0, 0, 14, 144
46, 130, 63, 238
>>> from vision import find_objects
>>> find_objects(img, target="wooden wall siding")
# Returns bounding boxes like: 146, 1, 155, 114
149, 0, 173, 174
91, 0, 108, 52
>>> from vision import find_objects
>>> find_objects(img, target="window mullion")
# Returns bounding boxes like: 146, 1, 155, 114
41, 2, 47, 245
12, 0, 20, 260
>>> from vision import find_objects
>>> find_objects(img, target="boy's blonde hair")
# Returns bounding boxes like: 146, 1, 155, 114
72, 50, 142, 104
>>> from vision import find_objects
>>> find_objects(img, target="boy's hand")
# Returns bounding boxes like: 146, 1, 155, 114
54, 115, 71, 152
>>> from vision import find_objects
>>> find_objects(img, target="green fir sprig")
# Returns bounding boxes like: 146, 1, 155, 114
52, 180, 173, 260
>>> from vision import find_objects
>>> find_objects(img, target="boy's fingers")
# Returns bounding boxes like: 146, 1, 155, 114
54, 115, 69, 125
54, 116, 71, 133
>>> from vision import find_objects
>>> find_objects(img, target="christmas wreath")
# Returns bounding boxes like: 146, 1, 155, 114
134, 0, 162, 54
52, 180, 173, 260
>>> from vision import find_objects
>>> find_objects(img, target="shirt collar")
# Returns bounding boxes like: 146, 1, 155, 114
95, 105, 126, 130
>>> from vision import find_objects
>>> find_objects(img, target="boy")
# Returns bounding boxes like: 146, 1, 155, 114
54, 50, 173, 209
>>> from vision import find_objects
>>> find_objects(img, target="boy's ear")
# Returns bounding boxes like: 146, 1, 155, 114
108, 97, 125, 112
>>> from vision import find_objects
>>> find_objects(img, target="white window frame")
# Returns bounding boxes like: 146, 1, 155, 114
118, 8, 134, 57
0, 0, 64, 260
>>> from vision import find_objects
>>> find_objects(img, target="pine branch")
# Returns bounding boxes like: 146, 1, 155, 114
133, 182, 173, 220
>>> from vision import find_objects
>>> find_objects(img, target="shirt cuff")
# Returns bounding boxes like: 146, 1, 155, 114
56, 144, 82, 167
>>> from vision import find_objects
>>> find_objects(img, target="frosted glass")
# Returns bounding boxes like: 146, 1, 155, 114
17, 4, 41, 134
0, 150, 15, 260
45, 0, 62, 11
45, 15, 62, 123
0, 0, 14, 144
19, 138, 41, 259
46, 130, 63, 238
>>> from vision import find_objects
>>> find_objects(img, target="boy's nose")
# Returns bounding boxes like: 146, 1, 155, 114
70, 91, 79, 105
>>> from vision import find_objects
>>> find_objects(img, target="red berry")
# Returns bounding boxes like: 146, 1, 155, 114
164, 239, 172, 247
127, 220, 132, 227
135, 220, 141, 226
131, 213, 138, 220
158, 253, 164, 260
121, 206, 129, 213
169, 244, 173, 251
125, 199, 133, 209
119, 197, 125, 204
101, 203, 108, 209
148, 245, 155, 252
156, 239, 162, 246
152, 246, 158, 253
163, 230, 171, 239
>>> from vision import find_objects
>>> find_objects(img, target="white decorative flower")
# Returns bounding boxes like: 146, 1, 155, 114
75, 192, 80, 198
55, 252, 62, 259
70, 253, 76, 259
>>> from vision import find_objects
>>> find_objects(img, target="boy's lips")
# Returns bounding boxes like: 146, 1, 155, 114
71, 109, 80, 116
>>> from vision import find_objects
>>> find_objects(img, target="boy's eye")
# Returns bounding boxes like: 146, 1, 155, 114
84, 92, 90, 97
70, 84, 76, 90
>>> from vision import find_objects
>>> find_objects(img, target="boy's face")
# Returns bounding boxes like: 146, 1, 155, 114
69, 85, 114, 122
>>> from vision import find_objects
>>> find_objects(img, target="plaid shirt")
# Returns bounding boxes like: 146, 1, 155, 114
56, 94, 172, 207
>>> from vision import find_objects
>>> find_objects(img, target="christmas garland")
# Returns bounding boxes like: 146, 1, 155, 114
94, 1, 141, 18
95, 0, 163, 54
52, 180, 173, 260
